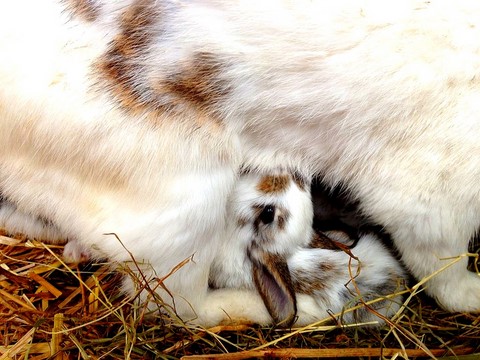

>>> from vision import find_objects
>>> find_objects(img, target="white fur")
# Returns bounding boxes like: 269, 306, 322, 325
293, 235, 405, 325
0, 0, 479, 327
218, 172, 313, 274
211, 171, 313, 290
212, 174, 405, 325
0, 202, 64, 242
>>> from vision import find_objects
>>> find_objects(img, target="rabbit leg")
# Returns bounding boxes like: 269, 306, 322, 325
0, 201, 66, 243
361, 180, 480, 312
391, 218, 480, 312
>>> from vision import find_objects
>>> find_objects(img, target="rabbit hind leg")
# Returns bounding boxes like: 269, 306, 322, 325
0, 199, 90, 263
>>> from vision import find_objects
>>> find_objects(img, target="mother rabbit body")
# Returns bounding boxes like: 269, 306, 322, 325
0, 0, 479, 325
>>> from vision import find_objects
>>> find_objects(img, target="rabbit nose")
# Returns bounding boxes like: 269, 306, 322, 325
259, 205, 276, 224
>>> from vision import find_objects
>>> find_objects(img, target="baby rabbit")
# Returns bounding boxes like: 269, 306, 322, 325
210, 171, 406, 326
1, 0, 480, 326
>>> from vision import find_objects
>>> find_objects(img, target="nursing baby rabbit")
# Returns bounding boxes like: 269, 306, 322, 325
1, 0, 479, 326
211, 171, 405, 325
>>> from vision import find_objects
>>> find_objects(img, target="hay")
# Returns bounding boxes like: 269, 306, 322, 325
0, 230, 479, 359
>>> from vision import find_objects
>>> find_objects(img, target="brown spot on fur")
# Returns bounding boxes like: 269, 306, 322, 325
97, 0, 165, 113
237, 217, 249, 228
310, 232, 359, 261
309, 232, 343, 250
163, 51, 231, 110
256, 175, 290, 194
293, 262, 339, 295
318, 262, 336, 273
63, 0, 101, 22
277, 214, 287, 231
97, 2, 227, 129
118, 0, 159, 54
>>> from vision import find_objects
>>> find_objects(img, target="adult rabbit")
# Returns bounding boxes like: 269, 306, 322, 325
1, 0, 479, 326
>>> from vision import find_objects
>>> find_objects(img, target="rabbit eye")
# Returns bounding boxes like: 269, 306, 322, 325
259, 205, 276, 225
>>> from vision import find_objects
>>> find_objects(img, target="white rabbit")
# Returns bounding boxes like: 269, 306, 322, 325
1, 0, 480, 326
210, 171, 406, 325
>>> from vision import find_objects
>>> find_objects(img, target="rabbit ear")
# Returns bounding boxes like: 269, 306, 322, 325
248, 246, 297, 326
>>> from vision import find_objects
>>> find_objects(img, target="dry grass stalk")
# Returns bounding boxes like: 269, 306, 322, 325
0, 229, 479, 359
181, 346, 476, 359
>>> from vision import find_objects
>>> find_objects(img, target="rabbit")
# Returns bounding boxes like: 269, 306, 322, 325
1, 0, 480, 326
210, 171, 406, 326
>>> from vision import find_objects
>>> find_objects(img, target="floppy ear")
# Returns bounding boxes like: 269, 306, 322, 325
248, 245, 297, 327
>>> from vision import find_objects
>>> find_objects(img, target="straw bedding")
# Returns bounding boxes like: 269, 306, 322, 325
0, 229, 479, 359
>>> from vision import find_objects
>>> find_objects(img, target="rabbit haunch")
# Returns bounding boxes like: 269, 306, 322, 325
0, 0, 480, 326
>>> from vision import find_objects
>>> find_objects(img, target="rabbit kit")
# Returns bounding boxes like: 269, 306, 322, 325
0, 0, 479, 326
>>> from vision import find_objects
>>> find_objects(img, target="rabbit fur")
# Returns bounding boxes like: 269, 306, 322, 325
210, 171, 406, 325
1, 0, 480, 325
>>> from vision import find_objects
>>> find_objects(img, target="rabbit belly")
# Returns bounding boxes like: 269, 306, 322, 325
188, 0, 480, 311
